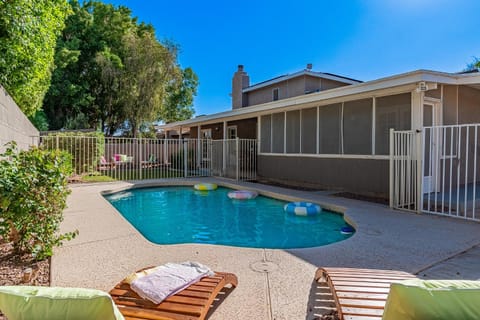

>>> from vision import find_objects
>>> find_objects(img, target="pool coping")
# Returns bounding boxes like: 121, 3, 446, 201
52, 178, 480, 320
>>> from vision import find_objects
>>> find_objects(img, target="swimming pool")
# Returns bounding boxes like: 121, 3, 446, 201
105, 186, 354, 249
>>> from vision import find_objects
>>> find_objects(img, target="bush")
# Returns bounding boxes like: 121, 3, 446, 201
41, 131, 105, 174
169, 148, 195, 170
0, 142, 78, 260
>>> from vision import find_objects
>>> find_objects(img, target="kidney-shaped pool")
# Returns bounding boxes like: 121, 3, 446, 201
105, 186, 354, 249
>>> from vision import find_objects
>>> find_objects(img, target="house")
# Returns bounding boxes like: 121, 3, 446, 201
159, 65, 480, 202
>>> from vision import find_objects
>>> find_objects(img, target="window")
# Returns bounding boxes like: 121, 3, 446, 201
343, 98, 372, 155
273, 88, 279, 101
272, 112, 285, 153
286, 110, 300, 153
375, 93, 411, 155
319, 103, 342, 154
301, 107, 317, 154
200, 129, 212, 160
200, 128, 211, 139
227, 125, 237, 139
260, 115, 271, 153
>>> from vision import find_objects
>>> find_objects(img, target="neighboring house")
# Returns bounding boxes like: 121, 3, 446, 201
159, 65, 480, 200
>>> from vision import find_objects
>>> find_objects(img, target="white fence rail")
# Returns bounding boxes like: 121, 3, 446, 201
389, 129, 421, 212
390, 125, 480, 222
422, 125, 480, 221
39, 135, 257, 181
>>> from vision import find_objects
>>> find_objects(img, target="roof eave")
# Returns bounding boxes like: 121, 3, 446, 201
159, 70, 480, 130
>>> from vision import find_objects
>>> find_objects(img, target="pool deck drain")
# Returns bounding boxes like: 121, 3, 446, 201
250, 261, 279, 273
52, 179, 480, 320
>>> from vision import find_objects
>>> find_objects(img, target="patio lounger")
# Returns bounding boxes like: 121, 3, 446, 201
315, 267, 415, 320
110, 268, 238, 320
99, 155, 115, 170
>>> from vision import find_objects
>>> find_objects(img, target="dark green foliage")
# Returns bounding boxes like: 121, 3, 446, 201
162, 67, 199, 123
0, 0, 71, 116
41, 131, 105, 174
28, 110, 50, 131
0, 142, 77, 260
43, 0, 198, 136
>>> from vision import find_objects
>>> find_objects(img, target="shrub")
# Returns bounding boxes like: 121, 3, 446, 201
41, 131, 105, 174
0, 142, 78, 260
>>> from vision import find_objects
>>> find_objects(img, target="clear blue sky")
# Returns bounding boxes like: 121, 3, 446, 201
105, 0, 480, 116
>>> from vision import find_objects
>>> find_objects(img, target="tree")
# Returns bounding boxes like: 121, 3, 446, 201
43, 0, 198, 135
0, 0, 71, 116
161, 67, 198, 123
119, 32, 178, 137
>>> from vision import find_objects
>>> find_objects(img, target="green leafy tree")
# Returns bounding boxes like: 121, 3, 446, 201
0, 142, 77, 260
0, 0, 71, 116
43, 1, 198, 135
120, 32, 178, 137
161, 67, 198, 123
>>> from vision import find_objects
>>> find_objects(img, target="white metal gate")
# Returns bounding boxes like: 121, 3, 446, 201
390, 125, 480, 222
389, 129, 421, 212
421, 124, 480, 221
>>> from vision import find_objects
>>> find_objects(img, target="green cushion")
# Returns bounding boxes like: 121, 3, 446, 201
120, 154, 127, 161
383, 279, 480, 320
0, 286, 124, 320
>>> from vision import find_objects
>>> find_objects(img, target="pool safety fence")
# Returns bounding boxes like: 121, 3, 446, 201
390, 124, 480, 222
39, 135, 257, 182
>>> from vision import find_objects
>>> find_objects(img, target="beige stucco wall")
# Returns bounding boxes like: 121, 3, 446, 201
442, 84, 480, 125
0, 86, 39, 152
247, 77, 305, 106
245, 75, 349, 107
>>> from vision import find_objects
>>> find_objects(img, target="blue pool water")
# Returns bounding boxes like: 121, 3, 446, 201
105, 186, 354, 249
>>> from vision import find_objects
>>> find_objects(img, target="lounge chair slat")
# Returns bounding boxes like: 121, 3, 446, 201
334, 286, 391, 294
118, 305, 195, 320
323, 267, 411, 275
318, 267, 415, 320
328, 276, 414, 283
342, 306, 384, 316
331, 281, 393, 288
335, 292, 388, 300
110, 269, 237, 320
338, 298, 387, 308
171, 290, 211, 299
113, 297, 203, 313
343, 315, 382, 320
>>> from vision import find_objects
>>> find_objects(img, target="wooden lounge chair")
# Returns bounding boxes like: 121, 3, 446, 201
315, 267, 416, 320
109, 269, 238, 320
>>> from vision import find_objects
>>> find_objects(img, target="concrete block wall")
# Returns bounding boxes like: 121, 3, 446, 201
0, 85, 39, 153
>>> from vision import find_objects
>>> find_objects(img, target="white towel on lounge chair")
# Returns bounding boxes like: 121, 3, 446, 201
130, 261, 214, 304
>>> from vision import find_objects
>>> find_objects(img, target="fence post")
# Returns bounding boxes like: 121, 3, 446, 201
139, 138, 142, 180
183, 140, 188, 178
416, 129, 423, 213
236, 137, 239, 181
389, 128, 394, 208
222, 139, 226, 176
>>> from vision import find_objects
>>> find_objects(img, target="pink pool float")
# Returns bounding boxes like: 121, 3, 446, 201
227, 190, 259, 200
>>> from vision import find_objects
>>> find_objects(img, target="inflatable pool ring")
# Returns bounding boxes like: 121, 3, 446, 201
227, 190, 258, 200
284, 202, 322, 216
340, 226, 355, 234
193, 183, 217, 191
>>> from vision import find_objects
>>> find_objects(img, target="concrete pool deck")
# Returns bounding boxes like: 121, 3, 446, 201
52, 178, 480, 319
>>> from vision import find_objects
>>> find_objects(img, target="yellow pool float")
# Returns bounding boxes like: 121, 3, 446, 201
193, 183, 218, 191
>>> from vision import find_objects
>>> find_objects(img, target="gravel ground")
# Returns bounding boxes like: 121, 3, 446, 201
0, 242, 50, 286
0, 241, 50, 319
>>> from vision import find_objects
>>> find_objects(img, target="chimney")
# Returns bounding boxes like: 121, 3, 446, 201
232, 65, 250, 109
